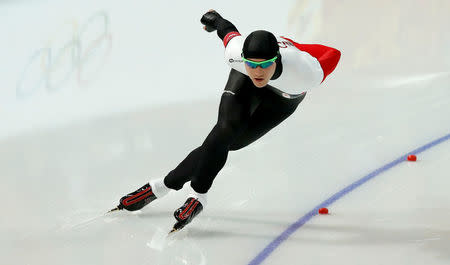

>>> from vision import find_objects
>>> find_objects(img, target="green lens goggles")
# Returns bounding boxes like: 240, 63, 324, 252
241, 56, 278, 69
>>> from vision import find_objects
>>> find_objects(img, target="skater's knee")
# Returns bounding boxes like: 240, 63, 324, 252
229, 130, 256, 151
191, 179, 212, 194
229, 141, 245, 151
229, 134, 261, 151
163, 175, 185, 191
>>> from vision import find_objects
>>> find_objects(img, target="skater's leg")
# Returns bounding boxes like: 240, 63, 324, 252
229, 90, 306, 151
188, 86, 260, 193
164, 69, 259, 192
163, 146, 203, 190
116, 70, 258, 212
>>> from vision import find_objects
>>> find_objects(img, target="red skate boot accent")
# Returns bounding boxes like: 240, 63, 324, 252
112, 183, 157, 212
169, 197, 203, 233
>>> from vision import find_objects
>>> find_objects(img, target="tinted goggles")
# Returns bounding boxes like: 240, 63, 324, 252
241, 56, 278, 69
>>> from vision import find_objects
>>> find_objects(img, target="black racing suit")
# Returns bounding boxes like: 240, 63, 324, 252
163, 19, 306, 193
164, 68, 305, 193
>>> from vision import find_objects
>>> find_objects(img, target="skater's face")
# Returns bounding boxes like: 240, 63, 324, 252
244, 58, 276, 88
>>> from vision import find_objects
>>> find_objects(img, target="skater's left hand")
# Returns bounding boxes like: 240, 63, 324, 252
201, 9, 223, 32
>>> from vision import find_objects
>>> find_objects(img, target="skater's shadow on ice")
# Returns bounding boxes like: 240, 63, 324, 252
172, 215, 450, 261
137, 210, 450, 259
138, 211, 291, 227
203, 214, 292, 227
182, 227, 282, 241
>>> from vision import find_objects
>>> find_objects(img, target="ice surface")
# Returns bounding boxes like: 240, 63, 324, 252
1, 0, 449, 265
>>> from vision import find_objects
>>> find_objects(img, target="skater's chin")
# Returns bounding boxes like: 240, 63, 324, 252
252, 78, 269, 87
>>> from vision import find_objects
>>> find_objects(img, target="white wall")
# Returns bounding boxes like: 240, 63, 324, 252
1, 0, 449, 139
0, 0, 296, 138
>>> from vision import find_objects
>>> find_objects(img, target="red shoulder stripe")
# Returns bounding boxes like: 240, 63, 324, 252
223, 31, 241, 47
281, 37, 341, 83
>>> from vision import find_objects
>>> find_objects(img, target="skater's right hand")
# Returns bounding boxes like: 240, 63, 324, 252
200, 9, 223, 32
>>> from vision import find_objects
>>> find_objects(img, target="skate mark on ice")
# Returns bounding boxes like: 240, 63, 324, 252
248, 132, 450, 265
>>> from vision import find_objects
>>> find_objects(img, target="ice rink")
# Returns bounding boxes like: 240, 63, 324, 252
1, 1, 449, 264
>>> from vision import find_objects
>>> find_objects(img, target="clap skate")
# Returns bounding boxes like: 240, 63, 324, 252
169, 197, 203, 234
109, 183, 157, 213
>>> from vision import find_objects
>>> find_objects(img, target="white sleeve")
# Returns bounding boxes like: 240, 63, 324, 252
270, 43, 324, 95
224, 35, 247, 75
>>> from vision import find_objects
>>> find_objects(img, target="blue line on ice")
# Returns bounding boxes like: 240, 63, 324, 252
248, 132, 450, 265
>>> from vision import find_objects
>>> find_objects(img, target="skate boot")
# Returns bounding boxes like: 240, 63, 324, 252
110, 183, 157, 212
170, 197, 203, 233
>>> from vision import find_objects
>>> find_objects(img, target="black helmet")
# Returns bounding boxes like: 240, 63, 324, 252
242, 30, 279, 60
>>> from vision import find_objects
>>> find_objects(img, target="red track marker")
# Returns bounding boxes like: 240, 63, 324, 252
318, 208, 329, 214
407, 155, 417, 161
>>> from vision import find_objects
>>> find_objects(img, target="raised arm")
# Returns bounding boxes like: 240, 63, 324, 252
200, 10, 241, 47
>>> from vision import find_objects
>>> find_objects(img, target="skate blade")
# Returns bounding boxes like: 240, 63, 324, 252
168, 228, 178, 235
168, 222, 187, 235
168, 225, 186, 235
106, 206, 121, 214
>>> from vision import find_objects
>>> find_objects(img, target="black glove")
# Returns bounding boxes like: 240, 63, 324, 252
200, 10, 223, 32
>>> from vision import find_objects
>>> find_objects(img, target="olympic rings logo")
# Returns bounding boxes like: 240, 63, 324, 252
16, 11, 112, 99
